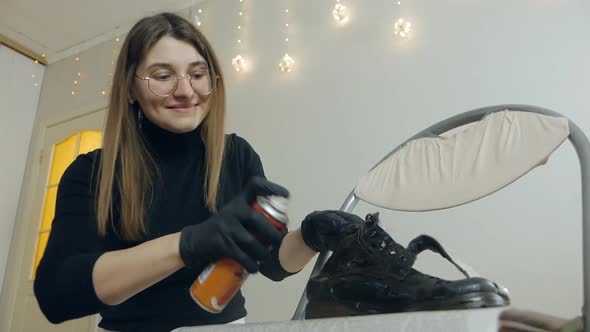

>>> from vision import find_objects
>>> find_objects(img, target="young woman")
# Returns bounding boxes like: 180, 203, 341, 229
32, 12, 331, 332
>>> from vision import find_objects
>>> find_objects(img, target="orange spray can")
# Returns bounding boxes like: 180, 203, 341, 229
190, 195, 288, 313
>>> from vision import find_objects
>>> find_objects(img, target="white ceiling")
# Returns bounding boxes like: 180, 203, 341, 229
0, 0, 207, 64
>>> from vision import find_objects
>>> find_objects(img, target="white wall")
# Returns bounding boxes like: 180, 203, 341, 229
0, 45, 44, 295
25, 0, 589, 324
195, 0, 589, 322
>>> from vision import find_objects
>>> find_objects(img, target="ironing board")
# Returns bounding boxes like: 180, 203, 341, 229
289, 104, 589, 331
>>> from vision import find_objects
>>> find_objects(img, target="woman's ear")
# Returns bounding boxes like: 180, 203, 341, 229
128, 87, 136, 104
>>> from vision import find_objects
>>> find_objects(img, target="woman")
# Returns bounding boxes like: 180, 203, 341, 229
33, 12, 362, 332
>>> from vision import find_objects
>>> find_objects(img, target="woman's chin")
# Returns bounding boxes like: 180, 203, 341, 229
160, 118, 201, 133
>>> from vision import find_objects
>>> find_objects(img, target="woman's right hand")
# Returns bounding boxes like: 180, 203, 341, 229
178, 177, 289, 273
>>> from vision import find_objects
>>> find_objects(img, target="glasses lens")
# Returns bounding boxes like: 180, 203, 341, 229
190, 69, 213, 96
148, 72, 177, 96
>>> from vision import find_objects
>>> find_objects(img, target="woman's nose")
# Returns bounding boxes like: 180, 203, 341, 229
174, 75, 195, 97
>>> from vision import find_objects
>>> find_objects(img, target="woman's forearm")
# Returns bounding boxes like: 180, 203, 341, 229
92, 232, 184, 305
278, 228, 317, 273
94, 227, 316, 305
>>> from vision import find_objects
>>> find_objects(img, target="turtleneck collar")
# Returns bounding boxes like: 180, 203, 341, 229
140, 116, 205, 159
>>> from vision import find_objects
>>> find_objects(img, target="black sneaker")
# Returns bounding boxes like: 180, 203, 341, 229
305, 213, 510, 319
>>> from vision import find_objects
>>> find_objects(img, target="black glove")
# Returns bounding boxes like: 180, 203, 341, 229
300, 210, 364, 252
179, 177, 289, 273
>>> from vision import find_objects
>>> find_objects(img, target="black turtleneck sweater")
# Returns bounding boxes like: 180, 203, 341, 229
33, 119, 293, 332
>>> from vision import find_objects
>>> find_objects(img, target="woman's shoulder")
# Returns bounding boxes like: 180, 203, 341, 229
61, 148, 102, 183
225, 133, 255, 152
225, 133, 252, 148
72, 148, 102, 168
79, 148, 102, 161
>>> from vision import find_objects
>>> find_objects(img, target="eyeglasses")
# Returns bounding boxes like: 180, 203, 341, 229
135, 68, 217, 97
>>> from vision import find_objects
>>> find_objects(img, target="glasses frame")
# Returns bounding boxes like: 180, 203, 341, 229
134, 67, 219, 98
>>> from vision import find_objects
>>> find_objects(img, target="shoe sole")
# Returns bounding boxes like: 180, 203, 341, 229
305, 292, 509, 319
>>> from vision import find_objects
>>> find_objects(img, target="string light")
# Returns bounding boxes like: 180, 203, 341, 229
190, 0, 203, 27
279, 2, 295, 72
32, 72, 39, 87
392, 0, 413, 39
102, 34, 121, 96
192, 8, 202, 26
31, 51, 43, 86
232, 55, 247, 72
332, 0, 350, 23
232, 0, 248, 72
279, 54, 295, 72
394, 18, 412, 38
71, 53, 81, 96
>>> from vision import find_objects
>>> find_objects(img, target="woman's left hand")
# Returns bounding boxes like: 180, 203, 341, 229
300, 210, 364, 252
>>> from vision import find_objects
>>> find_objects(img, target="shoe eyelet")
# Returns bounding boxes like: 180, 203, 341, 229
400, 255, 407, 263
380, 241, 387, 248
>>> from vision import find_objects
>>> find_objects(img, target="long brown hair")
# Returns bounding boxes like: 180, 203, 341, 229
97, 12, 227, 240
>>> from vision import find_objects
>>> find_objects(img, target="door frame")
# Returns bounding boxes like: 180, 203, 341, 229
0, 101, 108, 332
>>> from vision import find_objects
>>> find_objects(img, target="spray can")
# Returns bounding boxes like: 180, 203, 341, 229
190, 195, 289, 313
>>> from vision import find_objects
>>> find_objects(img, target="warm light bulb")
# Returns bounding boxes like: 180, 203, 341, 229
279, 53, 295, 72
239, 11, 243, 16
333, 3, 349, 23
237, 25, 241, 29
75, 57, 80, 62
394, 18, 412, 38
115, 37, 120, 42
41, 54, 46, 58
71, 91, 76, 95
198, 9, 202, 13
232, 55, 248, 72
35, 60, 39, 64
34, 83, 38, 86
193, 14, 202, 26
101, 90, 106, 95
74, 80, 78, 85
